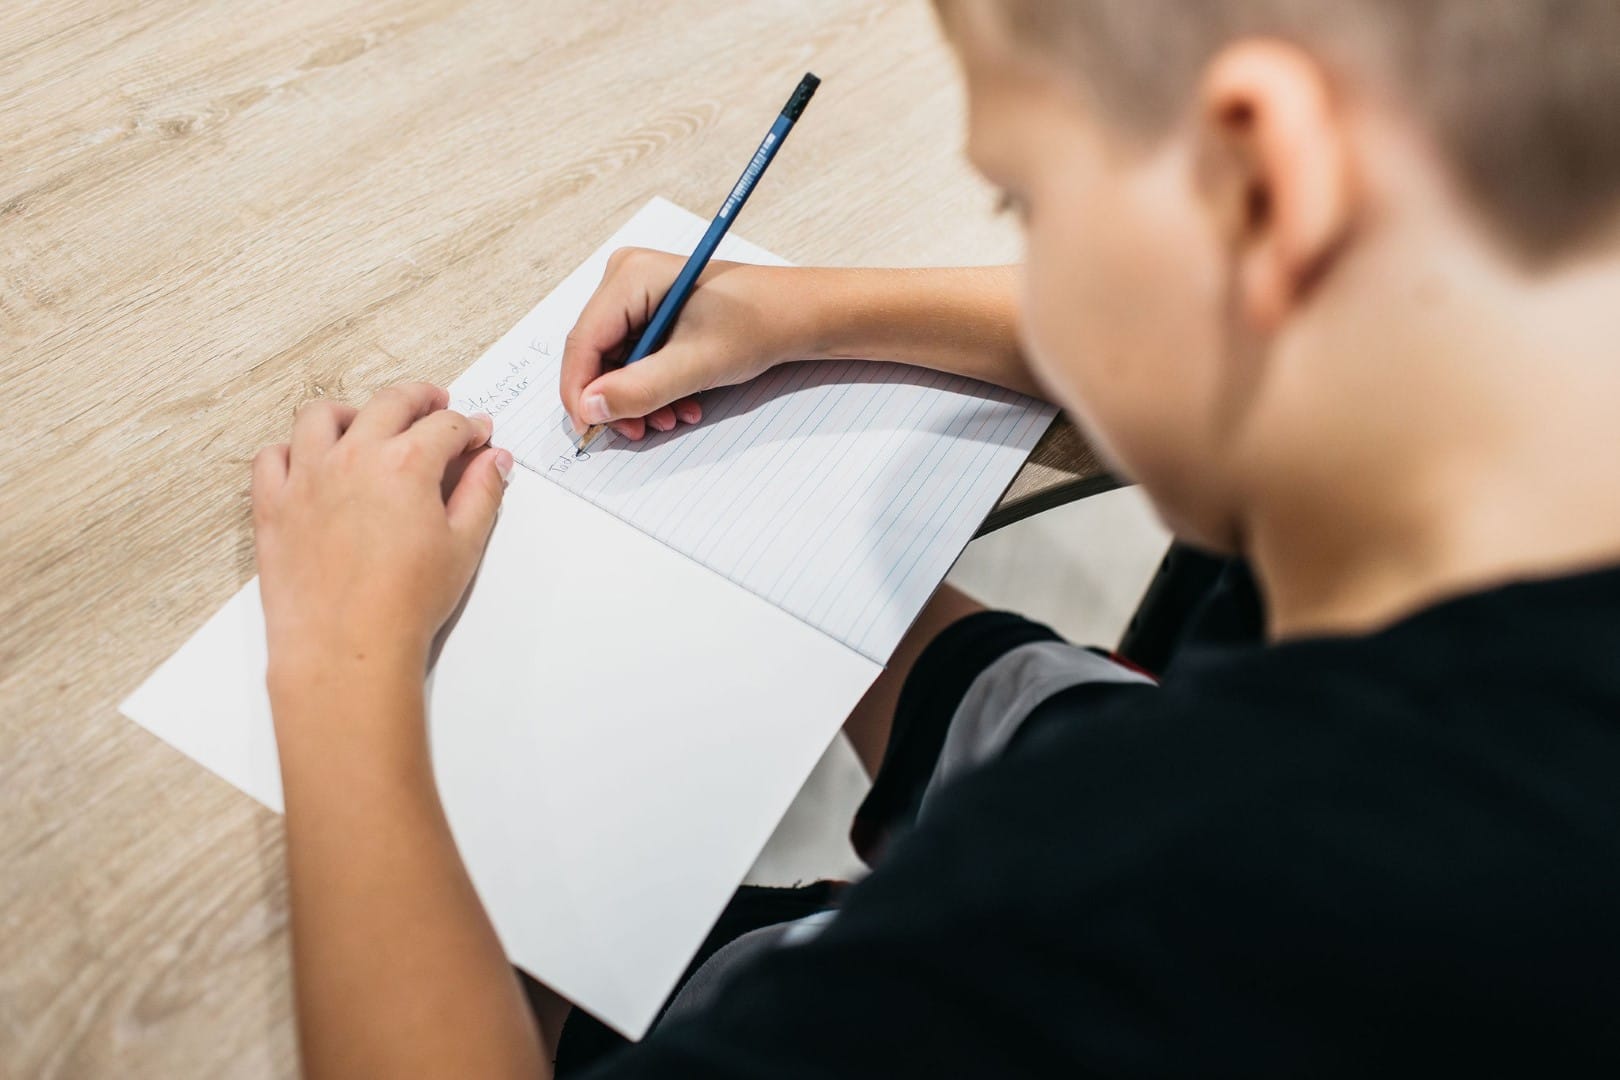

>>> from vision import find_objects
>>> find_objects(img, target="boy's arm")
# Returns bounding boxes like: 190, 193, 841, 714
254, 383, 560, 1080
841, 582, 987, 776
799, 265, 1039, 397
559, 256, 1038, 441
272, 666, 559, 1080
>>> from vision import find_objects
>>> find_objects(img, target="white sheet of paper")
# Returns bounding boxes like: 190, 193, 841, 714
121, 197, 1053, 1039
122, 468, 879, 1036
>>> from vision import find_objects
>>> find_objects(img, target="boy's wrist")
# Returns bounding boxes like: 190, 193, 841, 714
764, 266, 891, 366
748, 265, 849, 367
268, 643, 428, 734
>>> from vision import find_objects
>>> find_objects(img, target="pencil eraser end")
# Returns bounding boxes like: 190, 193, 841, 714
784, 73, 820, 121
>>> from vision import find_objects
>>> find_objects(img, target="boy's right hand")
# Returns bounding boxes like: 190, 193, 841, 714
559, 248, 813, 441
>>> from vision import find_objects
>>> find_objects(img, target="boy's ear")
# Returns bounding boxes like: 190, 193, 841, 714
1197, 40, 1355, 334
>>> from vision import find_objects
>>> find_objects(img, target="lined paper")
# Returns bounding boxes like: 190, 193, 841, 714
454, 198, 1053, 661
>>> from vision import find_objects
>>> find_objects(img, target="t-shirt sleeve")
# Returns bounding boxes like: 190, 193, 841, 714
852, 611, 1063, 857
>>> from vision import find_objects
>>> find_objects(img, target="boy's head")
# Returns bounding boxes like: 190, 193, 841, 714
938, 0, 1620, 554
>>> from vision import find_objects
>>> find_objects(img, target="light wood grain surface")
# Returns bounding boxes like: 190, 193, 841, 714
0, 2, 1109, 1074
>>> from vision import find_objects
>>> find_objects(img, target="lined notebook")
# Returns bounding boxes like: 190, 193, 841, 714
122, 198, 1054, 1040
455, 198, 1050, 661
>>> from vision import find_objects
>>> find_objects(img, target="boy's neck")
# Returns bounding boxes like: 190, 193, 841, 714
1244, 241, 1620, 641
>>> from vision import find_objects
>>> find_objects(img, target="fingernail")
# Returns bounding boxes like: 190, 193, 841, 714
495, 449, 514, 483
582, 393, 611, 424
471, 411, 494, 437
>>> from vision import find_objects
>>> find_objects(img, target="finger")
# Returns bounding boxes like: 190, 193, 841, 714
673, 395, 703, 426
404, 409, 493, 473
577, 341, 710, 428
560, 249, 666, 429
289, 400, 357, 463
560, 255, 641, 424
252, 443, 290, 516
447, 447, 513, 550
610, 417, 646, 441
347, 382, 450, 441
560, 326, 621, 433
645, 405, 676, 433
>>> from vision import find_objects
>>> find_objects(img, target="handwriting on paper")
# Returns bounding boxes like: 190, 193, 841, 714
453, 338, 552, 419
548, 450, 589, 475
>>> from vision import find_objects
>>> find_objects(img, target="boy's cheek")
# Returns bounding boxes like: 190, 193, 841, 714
1024, 198, 1192, 413
1021, 178, 1234, 537
1021, 247, 1153, 482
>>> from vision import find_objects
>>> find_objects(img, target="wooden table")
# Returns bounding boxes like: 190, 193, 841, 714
0, 3, 1110, 1073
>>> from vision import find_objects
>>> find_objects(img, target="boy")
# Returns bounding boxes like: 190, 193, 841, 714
250, 0, 1620, 1075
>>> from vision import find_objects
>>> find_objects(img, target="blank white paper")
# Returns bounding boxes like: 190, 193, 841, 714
453, 198, 1055, 661
122, 468, 879, 1037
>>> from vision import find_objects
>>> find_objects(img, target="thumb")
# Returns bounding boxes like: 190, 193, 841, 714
448, 447, 512, 550
577, 344, 708, 425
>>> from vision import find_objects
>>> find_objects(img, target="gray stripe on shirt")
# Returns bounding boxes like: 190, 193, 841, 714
920, 641, 1154, 817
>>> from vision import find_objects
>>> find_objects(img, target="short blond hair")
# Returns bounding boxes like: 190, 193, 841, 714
948, 0, 1620, 260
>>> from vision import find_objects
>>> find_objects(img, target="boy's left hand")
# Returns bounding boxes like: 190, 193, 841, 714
251, 382, 513, 699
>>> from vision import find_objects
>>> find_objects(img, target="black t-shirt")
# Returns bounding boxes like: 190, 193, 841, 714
586, 564, 1620, 1076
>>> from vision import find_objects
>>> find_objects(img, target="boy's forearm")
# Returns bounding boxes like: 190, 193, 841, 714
792, 265, 1044, 399
272, 663, 556, 1080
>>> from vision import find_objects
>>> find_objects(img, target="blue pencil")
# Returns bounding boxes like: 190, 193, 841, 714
575, 72, 821, 454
